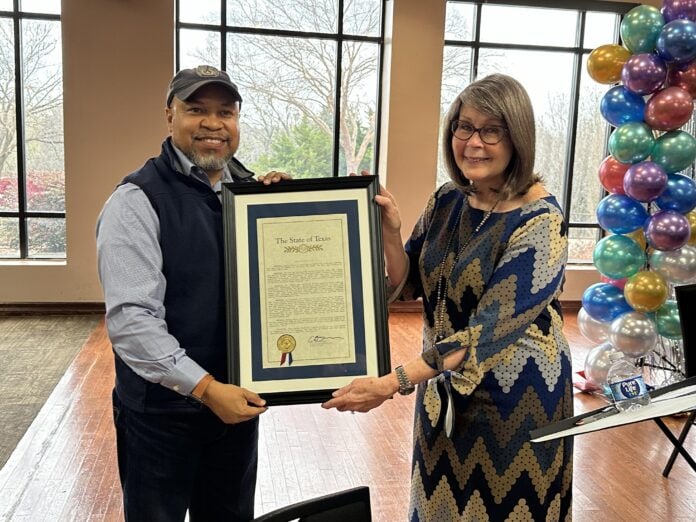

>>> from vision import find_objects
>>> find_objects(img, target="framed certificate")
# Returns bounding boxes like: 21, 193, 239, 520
222, 175, 391, 405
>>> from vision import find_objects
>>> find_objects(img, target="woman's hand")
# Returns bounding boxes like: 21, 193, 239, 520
321, 374, 398, 413
257, 170, 291, 185
351, 170, 402, 235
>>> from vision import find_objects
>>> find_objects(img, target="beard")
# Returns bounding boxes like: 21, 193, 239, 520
186, 149, 233, 173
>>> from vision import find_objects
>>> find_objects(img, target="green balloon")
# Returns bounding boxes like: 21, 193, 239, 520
652, 131, 696, 174
620, 5, 665, 54
593, 234, 646, 280
655, 300, 682, 339
608, 122, 655, 164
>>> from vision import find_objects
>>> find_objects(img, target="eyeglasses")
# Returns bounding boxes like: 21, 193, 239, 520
450, 120, 508, 145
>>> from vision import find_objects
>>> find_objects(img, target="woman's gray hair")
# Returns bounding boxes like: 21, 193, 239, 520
441, 73, 540, 199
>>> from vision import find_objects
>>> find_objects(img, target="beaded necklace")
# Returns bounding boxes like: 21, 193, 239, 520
434, 197, 501, 341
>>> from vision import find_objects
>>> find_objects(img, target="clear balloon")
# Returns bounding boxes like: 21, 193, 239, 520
656, 19, 696, 64
582, 282, 633, 322
600, 86, 646, 126
577, 307, 612, 344
598, 155, 630, 194
584, 341, 619, 387
624, 271, 669, 312
649, 244, 696, 283
621, 5, 665, 54
644, 209, 691, 250
644, 86, 694, 130
623, 161, 668, 202
667, 60, 696, 97
662, 0, 696, 23
654, 173, 696, 213
596, 194, 649, 234
609, 311, 659, 357
651, 130, 696, 173
587, 44, 632, 84
655, 299, 683, 339
608, 122, 655, 164
621, 53, 668, 95
593, 234, 646, 280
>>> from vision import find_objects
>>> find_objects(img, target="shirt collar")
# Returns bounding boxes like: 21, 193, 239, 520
170, 143, 233, 187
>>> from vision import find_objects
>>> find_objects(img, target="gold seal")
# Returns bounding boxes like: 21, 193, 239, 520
277, 334, 296, 354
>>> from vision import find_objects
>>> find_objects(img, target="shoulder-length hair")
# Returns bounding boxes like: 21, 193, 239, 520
441, 73, 540, 199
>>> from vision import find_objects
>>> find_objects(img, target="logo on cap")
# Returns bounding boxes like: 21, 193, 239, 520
195, 65, 221, 78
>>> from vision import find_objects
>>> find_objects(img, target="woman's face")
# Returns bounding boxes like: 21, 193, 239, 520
451, 105, 513, 191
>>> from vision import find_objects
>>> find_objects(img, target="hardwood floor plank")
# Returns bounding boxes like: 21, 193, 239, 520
0, 313, 694, 521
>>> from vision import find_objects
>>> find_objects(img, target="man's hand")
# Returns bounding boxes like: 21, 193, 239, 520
257, 170, 291, 185
202, 380, 268, 424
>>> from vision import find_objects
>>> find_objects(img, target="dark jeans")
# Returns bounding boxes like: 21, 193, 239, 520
112, 391, 259, 522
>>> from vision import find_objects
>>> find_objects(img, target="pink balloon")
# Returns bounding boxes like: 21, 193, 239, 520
644, 210, 691, 251
667, 61, 696, 98
601, 275, 628, 290
645, 86, 694, 130
598, 155, 630, 194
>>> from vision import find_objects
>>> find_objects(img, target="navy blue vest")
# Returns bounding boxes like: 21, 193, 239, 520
114, 139, 253, 412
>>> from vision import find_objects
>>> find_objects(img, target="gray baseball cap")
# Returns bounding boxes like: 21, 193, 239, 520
166, 65, 242, 106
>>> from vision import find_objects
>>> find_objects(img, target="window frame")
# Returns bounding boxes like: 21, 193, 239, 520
174, 0, 387, 179
0, 1, 63, 260
444, 0, 639, 263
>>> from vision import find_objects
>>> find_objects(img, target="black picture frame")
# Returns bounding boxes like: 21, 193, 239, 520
222, 175, 391, 405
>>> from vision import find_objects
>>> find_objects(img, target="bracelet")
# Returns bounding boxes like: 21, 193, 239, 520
190, 374, 215, 403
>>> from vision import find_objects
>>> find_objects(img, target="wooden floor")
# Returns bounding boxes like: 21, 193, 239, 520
0, 312, 694, 521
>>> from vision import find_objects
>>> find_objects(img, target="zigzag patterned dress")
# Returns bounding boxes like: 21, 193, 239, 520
401, 183, 573, 521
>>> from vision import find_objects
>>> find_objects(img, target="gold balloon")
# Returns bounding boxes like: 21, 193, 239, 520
624, 271, 668, 312
686, 210, 696, 246
587, 44, 631, 84
626, 228, 647, 251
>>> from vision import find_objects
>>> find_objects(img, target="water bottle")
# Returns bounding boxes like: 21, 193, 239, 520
606, 351, 650, 412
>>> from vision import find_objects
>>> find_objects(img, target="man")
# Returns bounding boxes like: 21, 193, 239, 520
97, 65, 286, 521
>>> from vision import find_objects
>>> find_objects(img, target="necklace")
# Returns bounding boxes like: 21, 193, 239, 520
434, 197, 500, 341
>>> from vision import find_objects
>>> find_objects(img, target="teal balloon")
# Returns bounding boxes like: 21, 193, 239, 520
652, 130, 696, 173
593, 235, 646, 280
655, 300, 682, 339
608, 122, 655, 164
620, 5, 665, 53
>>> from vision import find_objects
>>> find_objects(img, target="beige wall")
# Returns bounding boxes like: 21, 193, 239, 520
0, 0, 655, 303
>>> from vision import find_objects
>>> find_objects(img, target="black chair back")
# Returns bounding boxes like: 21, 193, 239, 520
675, 283, 696, 378
252, 486, 371, 522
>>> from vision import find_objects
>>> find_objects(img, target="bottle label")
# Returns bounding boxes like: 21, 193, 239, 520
609, 376, 647, 401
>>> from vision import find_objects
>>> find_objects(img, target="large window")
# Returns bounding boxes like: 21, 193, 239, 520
0, 1, 64, 259
176, 0, 385, 179
440, 0, 636, 263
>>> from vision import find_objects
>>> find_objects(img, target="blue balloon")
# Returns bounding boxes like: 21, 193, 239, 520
657, 19, 696, 63
582, 283, 633, 322
600, 86, 646, 127
655, 173, 696, 213
596, 194, 650, 234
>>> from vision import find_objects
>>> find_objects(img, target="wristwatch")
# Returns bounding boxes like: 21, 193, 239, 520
395, 365, 415, 395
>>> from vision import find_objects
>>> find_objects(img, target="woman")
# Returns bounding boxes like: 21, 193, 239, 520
323, 74, 573, 521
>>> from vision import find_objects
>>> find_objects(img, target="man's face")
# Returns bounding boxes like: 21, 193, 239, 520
166, 83, 241, 174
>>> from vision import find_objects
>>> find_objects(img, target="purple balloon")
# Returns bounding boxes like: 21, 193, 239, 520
622, 53, 668, 94
623, 161, 668, 202
663, 0, 696, 23
644, 210, 691, 250
655, 173, 696, 213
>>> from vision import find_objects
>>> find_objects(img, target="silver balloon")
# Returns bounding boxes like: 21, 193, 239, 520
608, 311, 659, 358
577, 307, 612, 343
649, 244, 696, 284
584, 341, 618, 387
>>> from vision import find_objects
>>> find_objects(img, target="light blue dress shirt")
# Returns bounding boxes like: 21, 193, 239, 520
96, 145, 234, 396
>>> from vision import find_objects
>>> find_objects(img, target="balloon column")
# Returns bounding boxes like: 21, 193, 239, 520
582, 0, 696, 390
